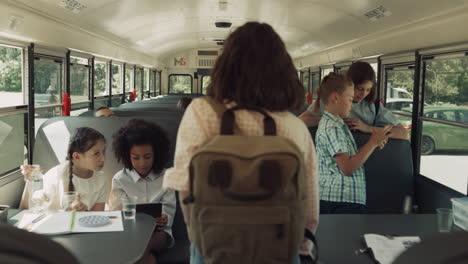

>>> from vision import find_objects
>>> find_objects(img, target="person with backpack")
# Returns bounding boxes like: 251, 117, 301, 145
298, 61, 408, 140
163, 22, 319, 263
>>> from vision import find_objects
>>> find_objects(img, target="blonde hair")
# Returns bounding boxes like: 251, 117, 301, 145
314, 73, 353, 112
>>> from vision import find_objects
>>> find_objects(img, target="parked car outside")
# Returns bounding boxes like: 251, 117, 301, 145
400, 106, 468, 155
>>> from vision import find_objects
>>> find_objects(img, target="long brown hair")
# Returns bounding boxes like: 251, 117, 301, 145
66, 127, 105, 191
347, 61, 377, 103
207, 22, 304, 111
314, 73, 353, 112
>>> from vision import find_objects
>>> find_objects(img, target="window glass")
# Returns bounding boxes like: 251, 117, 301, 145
386, 68, 415, 112
311, 72, 320, 99
125, 68, 134, 92
0, 113, 27, 176
301, 71, 310, 93
135, 68, 143, 99
70, 64, 89, 103
94, 61, 108, 96
149, 71, 154, 96
155, 71, 161, 95
336, 66, 349, 75
112, 64, 122, 94
0, 45, 24, 107
321, 68, 333, 80
34, 58, 62, 131
145, 69, 150, 93
420, 56, 468, 194
169, 75, 192, 94
201, 75, 211, 94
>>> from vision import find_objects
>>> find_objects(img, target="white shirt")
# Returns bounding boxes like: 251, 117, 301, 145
23, 162, 110, 211
109, 168, 177, 246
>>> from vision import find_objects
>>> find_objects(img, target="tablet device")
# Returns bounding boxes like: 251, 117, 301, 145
136, 203, 162, 218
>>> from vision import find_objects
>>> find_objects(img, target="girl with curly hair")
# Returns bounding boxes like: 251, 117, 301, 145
109, 119, 176, 263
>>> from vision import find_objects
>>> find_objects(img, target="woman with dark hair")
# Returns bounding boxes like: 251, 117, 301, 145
344, 61, 408, 139
163, 22, 318, 263
299, 61, 408, 139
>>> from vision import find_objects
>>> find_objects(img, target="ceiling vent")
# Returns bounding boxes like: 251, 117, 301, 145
215, 21, 232, 28
364, 6, 392, 22
198, 50, 218, 56
60, 0, 87, 14
198, 58, 217, 68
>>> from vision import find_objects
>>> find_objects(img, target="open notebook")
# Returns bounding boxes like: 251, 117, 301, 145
14, 211, 124, 235
364, 234, 421, 264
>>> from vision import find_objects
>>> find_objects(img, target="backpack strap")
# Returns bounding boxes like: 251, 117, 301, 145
202, 96, 276, 136
304, 229, 319, 263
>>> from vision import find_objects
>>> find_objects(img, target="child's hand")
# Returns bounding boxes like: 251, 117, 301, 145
369, 124, 392, 148
344, 118, 371, 133
155, 214, 168, 231
20, 165, 44, 181
71, 193, 88, 211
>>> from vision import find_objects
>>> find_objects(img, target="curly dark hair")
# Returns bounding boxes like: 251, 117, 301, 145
112, 119, 170, 174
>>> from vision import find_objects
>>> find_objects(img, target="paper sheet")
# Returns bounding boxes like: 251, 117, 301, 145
15, 211, 124, 235
364, 234, 421, 264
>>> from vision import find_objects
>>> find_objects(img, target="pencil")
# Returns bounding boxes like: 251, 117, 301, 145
69, 211, 76, 231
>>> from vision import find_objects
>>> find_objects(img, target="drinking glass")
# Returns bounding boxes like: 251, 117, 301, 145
436, 208, 453, 232
121, 195, 138, 220
61, 191, 77, 211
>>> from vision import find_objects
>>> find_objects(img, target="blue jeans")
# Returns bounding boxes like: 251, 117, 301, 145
320, 200, 367, 214
190, 244, 301, 264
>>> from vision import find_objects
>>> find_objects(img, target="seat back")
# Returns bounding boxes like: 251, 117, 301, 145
352, 132, 414, 213
0, 223, 79, 264
308, 128, 414, 213
33, 116, 180, 179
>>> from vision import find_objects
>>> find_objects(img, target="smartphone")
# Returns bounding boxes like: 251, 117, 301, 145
136, 203, 162, 218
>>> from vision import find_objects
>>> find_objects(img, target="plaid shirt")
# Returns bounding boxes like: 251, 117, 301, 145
315, 111, 366, 205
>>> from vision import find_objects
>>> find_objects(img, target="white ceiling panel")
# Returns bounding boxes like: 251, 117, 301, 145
9, 0, 468, 61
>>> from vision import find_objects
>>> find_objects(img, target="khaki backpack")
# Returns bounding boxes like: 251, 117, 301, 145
183, 97, 309, 264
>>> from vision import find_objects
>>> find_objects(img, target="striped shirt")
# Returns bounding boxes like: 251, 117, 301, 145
315, 111, 366, 205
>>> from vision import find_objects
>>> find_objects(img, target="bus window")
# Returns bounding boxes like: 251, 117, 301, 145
125, 67, 134, 94
301, 71, 310, 93
419, 56, 468, 194
0, 44, 27, 175
34, 57, 62, 132
0, 45, 24, 107
311, 72, 320, 99
169, 74, 192, 94
94, 61, 108, 96
155, 71, 161, 95
321, 68, 333, 80
201, 75, 211, 94
70, 58, 89, 104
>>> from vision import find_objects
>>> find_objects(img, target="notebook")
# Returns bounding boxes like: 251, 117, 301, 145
364, 233, 421, 264
15, 211, 124, 235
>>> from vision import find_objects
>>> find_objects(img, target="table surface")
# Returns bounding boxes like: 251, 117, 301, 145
315, 214, 443, 264
8, 209, 156, 264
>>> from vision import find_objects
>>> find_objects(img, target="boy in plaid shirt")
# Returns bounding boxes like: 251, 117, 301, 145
315, 73, 391, 213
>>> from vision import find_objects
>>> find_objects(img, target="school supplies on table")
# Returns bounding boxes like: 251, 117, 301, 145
15, 210, 123, 235
363, 233, 421, 264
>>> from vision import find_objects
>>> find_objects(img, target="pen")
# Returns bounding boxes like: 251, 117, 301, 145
32, 213, 46, 223
108, 216, 118, 219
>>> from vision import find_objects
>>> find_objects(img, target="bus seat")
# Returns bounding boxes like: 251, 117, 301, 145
393, 232, 468, 264
352, 132, 414, 214
0, 223, 79, 264
156, 192, 190, 264
33, 116, 180, 178
307, 128, 414, 214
